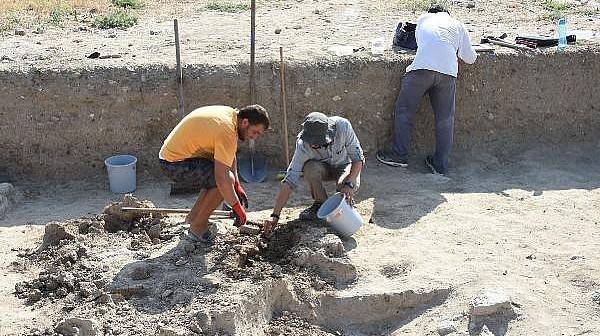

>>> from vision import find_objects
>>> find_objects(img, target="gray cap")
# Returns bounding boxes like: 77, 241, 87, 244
299, 112, 335, 146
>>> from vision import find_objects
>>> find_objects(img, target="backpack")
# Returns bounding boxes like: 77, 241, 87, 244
393, 22, 417, 50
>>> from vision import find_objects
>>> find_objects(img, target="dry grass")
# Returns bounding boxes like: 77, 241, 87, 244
0, 0, 151, 31
0, 0, 110, 15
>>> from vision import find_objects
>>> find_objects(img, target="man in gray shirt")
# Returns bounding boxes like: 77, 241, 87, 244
263, 112, 365, 234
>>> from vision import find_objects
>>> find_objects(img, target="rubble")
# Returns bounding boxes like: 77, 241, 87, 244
102, 194, 158, 232
0, 182, 16, 219
41, 222, 77, 248
55, 317, 101, 336
11, 196, 447, 335
470, 289, 513, 316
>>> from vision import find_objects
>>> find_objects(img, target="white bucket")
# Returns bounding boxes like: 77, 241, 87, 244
104, 155, 137, 193
317, 192, 363, 237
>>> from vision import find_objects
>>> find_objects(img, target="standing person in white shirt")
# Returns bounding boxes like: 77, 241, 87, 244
376, 4, 477, 174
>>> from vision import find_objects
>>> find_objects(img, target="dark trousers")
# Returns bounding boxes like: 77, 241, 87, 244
393, 69, 457, 173
303, 160, 360, 203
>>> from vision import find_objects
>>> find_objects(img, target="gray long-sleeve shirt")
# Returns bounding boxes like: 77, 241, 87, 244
283, 116, 365, 189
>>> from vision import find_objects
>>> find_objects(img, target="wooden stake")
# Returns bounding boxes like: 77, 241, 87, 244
279, 46, 290, 165
250, 0, 256, 104
121, 207, 231, 217
174, 19, 184, 114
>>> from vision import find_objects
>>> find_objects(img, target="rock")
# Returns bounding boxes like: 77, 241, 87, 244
147, 223, 162, 239
87, 52, 100, 59
0, 55, 15, 62
77, 246, 88, 258
272, 265, 283, 278
437, 319, 457, 335
56, 287, 69, 298
57, 272, 76, 289
332, 95, 342, 101
592, 291, 600, 305
188, 321, 203, 334
150, 30, 160, 35
27, 289, 42, 302
41, 222, 77, 248
130, 263, 152, 280
199, 274, 222, 288
161, 290, 173, 299
274, 28, 282, 34
44, 277, 60, 291
55, 317, 101, 336
316, 234, 345, 257
157, 326, 189, 336
0, 183, 16, 219
102, 195, 157, 232
15, 282, 26, 294
466, 2, 476, 8
14, 29, 26, 36
65, 250, 79, 263
99, 54, 122, 59
478, 325, 494, 336
294, 249, 356, 284
97, 293, 114, 304
470, 289, 513, 316
239, 224, 261, 236
175, 258, 188, 266
78, 281, 99, 298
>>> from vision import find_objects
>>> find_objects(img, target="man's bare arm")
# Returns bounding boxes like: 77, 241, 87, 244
214, 161, 240, 207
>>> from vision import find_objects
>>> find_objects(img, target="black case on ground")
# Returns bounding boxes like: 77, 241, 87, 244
393, 22, 418, 50
515, 35, 576, 47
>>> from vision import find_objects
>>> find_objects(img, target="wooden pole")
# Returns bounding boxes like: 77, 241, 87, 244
250, 0, 256, 104
279, 46, 290, 165
174, 19, 184, 114
121, 207, 231, 216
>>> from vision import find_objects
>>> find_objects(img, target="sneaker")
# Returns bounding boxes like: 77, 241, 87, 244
425, 156, 442, 175
376, 150, 408, 167
299, 202, 323, 221
183, 226, 216, 244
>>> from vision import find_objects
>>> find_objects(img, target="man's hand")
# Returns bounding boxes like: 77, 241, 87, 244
340, 180, 355, 205
263, 215, 279, 236
231, 202, 247, 227
234, 180, 248, 208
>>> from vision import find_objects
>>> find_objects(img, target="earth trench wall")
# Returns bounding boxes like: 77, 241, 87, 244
1, 51, 598, 180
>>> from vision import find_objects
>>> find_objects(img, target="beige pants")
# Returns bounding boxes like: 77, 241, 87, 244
303, 160, 361, 203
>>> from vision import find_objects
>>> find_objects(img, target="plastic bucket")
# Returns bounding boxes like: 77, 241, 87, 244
104, 155, 137, 193
317, 192, 363, 237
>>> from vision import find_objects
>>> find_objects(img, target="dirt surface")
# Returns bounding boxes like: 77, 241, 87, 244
1, 0, 600, 71
2, 144, 600, 335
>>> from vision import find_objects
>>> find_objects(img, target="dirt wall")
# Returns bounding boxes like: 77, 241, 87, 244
1, 51, 599, 180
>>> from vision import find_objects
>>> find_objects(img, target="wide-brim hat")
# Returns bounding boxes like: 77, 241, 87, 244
299, 112, 336, 146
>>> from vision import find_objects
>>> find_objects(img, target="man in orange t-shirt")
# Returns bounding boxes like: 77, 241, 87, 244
159, 105, 270, 242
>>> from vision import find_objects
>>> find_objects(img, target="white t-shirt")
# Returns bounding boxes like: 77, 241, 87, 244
405, 12, 477, 77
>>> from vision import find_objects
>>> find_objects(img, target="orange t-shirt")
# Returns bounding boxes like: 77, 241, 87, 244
159, 106, 238, 167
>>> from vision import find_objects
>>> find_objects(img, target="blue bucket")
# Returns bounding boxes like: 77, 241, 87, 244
104, 155, 137, 193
